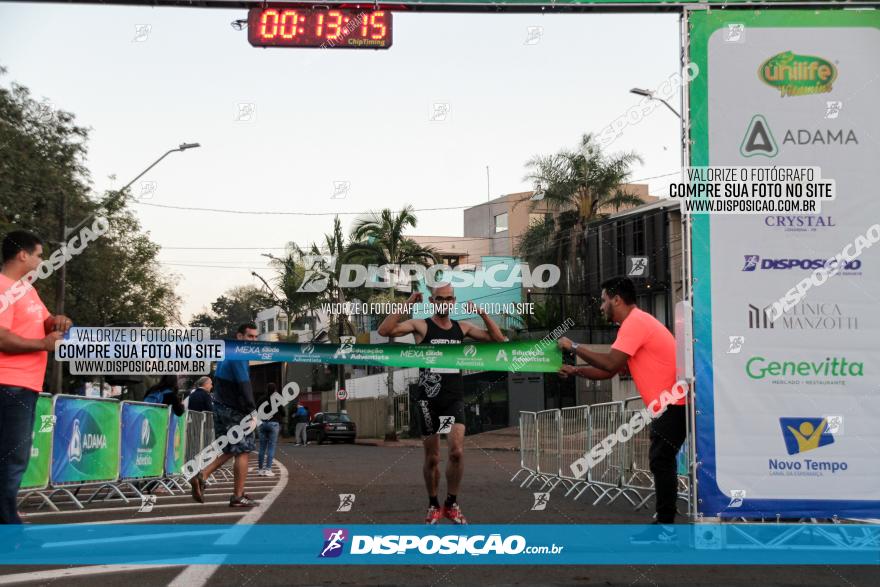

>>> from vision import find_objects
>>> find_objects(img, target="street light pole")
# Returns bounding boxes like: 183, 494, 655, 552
629, 88, 682, 120
51, 142, 200, 394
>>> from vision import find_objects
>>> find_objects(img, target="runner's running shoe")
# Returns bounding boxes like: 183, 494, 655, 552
425, 505, 443, 525
190, 473, 205, 503
230, 494, 259, 508
442, 503, 467, 525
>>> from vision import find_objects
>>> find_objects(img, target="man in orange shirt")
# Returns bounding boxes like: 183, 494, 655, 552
557, 277, 686, 536
0, 231, 72, 524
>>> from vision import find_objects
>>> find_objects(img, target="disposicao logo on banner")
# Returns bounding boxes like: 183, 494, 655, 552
319, 529, 348, 558
759, 51, 836, 97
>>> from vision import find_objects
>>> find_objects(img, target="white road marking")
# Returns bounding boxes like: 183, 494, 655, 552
167, 460, 289, 587
0, 464, 287, 585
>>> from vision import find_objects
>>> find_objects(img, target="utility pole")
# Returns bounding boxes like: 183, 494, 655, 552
51, 191, 67, 394
337, 285, 347, 411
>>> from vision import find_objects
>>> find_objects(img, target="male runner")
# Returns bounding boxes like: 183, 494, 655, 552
377, 283, 505, 524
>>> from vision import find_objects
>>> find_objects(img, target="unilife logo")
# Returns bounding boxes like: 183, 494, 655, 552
759, 51, 836, 97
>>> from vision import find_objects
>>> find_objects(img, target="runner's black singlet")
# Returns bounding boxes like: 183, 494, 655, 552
417, 318, 465, 402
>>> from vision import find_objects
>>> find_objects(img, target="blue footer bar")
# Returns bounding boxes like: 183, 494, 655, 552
2, 524, 878, 565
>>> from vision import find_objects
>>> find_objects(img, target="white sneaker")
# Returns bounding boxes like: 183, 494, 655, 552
256, 469, 266, 476
263, 469, 275, 477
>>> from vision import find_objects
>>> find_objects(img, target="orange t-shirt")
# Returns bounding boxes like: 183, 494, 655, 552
0, 274, 50, 392
611, 307, 683, 408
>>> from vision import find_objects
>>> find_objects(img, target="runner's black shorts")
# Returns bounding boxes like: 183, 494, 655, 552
416, 397, 465, 437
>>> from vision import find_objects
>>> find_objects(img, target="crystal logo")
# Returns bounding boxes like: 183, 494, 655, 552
319, 528, 348, 558
764, 215, 835, 231
759, 51, 836, 97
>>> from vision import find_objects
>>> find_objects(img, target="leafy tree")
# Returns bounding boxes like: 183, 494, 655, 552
1, 67, 181, 390
346, 206, 436, 440
518, 133, 644, 294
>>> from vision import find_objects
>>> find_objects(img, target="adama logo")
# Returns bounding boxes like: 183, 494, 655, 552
759, 51, 836, 97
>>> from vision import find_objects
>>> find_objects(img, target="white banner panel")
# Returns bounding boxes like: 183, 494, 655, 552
689, 9, 880, 518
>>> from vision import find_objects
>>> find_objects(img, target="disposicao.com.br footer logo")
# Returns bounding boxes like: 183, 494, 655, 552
317, 528, 563, 558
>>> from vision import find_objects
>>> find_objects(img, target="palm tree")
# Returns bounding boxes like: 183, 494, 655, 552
346, 206, 437, 296
345, 206, 437, 441
518, 133, 644, 294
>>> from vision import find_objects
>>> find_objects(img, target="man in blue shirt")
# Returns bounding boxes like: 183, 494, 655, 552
190, 323, 259, 508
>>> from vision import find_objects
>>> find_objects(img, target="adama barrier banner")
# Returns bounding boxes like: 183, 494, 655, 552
50, 395, 120, 485
222, 340, 562, 373
688, 9, 880, 518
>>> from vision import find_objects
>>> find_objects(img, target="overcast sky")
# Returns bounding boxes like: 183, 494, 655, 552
1, 3, 681, 321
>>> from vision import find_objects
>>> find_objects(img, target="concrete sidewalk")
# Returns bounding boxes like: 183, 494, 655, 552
355, 426, 520, 451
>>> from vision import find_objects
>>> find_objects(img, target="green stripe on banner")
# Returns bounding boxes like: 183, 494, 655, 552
223, 340, 562, 373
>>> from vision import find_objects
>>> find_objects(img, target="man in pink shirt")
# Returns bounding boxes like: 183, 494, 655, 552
0, 231, 72, 524
557, 277, 686, 536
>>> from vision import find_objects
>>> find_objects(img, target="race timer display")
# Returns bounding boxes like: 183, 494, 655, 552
248, 8, 392, 49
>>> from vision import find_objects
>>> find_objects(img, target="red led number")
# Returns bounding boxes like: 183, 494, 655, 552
370, 12, 387, 40
251, 8, 390, 47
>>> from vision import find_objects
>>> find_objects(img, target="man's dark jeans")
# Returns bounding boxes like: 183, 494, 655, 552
0, 386, 38, 524
649, 404, 687, 524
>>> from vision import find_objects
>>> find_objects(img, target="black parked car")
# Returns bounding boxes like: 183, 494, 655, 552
307, 412, 357, 444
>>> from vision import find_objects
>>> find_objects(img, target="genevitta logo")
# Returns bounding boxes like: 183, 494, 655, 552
463, 345, 477, 358
745, 355, 864, 384
740, 255, 861, 273
319, 528, 348, 558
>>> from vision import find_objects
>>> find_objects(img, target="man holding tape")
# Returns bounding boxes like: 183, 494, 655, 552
378, 283, 505, 525
558, 277, 686, 538
0, 231, 73, 524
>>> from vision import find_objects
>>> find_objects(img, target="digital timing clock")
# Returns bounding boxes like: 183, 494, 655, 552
248, 8, 393, 49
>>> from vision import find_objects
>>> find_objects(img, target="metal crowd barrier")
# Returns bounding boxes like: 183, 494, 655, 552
512, 399, 693, 517
510, 411, 538, 487
17, 394, 218, 512
559, 406, 590, 497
